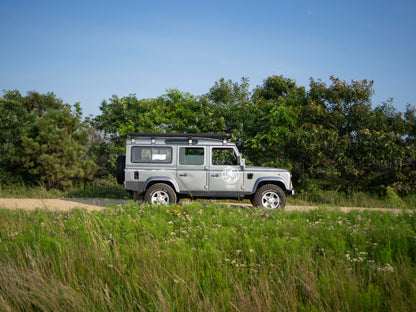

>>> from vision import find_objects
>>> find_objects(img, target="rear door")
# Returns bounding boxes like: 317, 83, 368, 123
176, 146, 207, 193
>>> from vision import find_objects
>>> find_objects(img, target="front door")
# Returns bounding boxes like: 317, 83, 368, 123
209, 147, 244, 193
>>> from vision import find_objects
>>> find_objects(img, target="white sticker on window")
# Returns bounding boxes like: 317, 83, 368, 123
152, 154, 167, 161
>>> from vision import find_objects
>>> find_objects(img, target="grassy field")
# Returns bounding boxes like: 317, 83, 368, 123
1, 180, 415, 210
1, 203, 415, 311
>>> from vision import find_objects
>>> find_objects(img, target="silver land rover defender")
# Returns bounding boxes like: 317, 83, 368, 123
116, 133, 294, 209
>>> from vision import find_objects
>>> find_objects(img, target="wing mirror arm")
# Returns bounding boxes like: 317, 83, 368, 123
238, 156, 246, 169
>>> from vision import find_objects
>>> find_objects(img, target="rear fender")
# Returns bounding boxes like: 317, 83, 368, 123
144, 177, 180, 193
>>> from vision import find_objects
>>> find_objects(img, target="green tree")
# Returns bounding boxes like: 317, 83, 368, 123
242, 75, 306, 169
14, 103, 96, 189
0, 90, 34, 183
305, 77, 415, 193
205, 77, 251, 138
0, 90, 96, 188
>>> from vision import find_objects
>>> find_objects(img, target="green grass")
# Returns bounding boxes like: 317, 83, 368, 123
0, 179, 130, 199
2, 179, 416, 210
1, 203, 415, 311
294, 189, 416, 209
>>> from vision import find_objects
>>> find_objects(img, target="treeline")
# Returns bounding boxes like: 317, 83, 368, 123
1, 75, 415, 196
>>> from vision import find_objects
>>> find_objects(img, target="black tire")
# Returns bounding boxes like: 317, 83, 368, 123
144, 183, 177, 205
115, 155, 126, 185
253, 184, 286, 209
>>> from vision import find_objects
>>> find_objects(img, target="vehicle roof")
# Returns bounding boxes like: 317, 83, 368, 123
127, 132, 231, 140
126, 133, 234, 146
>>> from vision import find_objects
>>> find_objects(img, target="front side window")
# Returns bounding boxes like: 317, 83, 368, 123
212, 148, 237, 166
179, 147, 204, 165
131, 146, 172, 163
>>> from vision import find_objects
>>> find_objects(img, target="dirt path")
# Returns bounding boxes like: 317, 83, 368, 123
0, 198, 128, 211
0, 198, 411, 214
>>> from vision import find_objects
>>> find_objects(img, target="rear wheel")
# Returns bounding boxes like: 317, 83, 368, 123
144, 183, 177, 205
253, 184, 286, 209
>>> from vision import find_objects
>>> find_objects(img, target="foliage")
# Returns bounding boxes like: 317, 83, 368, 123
1, 204, 415, 311
307, 78, 415, 193
0, 90, 35, 183
2, 73, 415, 195
0, 179, 128, 199
91, 74, 416, 194
0, 90, 96, 189
243, 75, 306, 168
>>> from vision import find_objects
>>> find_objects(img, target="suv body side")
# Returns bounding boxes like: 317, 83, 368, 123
121, 133, 294, 208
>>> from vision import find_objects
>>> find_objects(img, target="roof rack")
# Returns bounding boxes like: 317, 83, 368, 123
127, 132, 232, 140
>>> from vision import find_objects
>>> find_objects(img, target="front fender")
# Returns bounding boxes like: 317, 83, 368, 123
251, 177, 289, 193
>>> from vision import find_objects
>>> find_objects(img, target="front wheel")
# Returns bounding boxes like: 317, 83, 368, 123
253, 184, 286, 209
144, 183, 177, 205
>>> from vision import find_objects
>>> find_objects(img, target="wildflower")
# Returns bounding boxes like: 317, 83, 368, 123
166, 210, 170, 214
377, 264, 394, 273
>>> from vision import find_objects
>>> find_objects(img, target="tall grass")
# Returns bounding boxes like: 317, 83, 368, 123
1, 203, 415, 311
1, 179, 415, 209
0, 179, 129, 199
294, 188, 416, 209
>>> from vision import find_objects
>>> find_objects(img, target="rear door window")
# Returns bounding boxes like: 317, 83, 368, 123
179, 147, 205, 165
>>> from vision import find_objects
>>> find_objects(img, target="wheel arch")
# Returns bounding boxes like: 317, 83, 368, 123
252, 178, 288, 194
144, 177, 180, 193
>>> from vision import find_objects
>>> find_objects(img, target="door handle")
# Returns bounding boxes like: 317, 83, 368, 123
211, 174, 219, 177
179, 173, 187, 177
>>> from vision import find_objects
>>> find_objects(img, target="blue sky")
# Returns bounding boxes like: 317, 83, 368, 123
1, 0, 415, 117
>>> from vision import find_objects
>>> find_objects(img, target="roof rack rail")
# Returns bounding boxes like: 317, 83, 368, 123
127, 132, 232, 140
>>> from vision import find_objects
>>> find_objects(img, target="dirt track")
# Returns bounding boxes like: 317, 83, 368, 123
0, 198, 127, 211
0, 198, 411, 214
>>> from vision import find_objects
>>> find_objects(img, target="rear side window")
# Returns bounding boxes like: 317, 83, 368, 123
131, 146, 172, 163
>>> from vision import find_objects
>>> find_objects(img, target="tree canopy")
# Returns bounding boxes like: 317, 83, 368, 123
1, 74, 415, 195
0, 90, 96, 188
